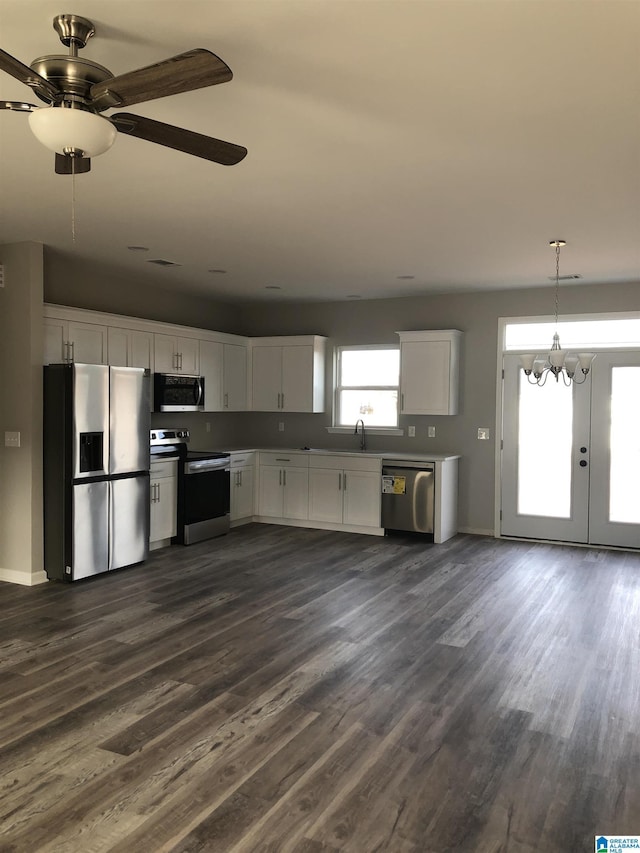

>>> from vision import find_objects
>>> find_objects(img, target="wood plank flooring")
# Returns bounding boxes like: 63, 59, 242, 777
1, 524, 640, 852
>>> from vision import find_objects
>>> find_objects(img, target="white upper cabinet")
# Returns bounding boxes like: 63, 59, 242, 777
154, 334, 199, 374
199, 339, 224, 411
398, 330, 462, 415
223, 343, 248, 411
251, 336, 326, 412
44, 316, 107, 365
108, 327, 153, 369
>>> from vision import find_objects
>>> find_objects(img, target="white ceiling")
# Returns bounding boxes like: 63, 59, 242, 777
1, 0, 639, 304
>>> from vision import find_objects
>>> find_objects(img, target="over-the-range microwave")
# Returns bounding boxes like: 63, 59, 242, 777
153, 373, 205, 412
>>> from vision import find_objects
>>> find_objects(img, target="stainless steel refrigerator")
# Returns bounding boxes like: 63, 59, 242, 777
44, 363, 150, 581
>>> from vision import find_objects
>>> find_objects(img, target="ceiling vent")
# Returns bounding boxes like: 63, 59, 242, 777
146, 259, 181, 267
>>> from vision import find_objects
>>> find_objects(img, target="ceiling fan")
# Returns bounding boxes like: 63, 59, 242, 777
0, 13, 247, 174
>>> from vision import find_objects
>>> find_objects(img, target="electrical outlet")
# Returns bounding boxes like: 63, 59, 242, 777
478, 428, 490, 440
4, 431, 20, 447
205, 422, 211, 433
278, 422, 285, 432
408, 425, 416, 437
427, 426, 436, 438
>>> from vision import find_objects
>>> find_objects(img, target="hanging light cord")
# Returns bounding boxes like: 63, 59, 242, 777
554, 241, 560, 328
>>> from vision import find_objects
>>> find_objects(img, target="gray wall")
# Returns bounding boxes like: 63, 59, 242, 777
233, 280, 640, 533
0, 242, 45, 584
44, 248, 242, 332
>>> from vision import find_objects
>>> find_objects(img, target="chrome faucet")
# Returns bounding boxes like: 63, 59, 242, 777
354, 418, 366, 451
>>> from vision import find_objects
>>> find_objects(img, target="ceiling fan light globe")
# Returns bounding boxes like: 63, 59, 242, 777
28, 106, 116, 157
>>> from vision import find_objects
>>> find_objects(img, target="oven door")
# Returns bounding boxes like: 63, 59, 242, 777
183, 457, 230, 544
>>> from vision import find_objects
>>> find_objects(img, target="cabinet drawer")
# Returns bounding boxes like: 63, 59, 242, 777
259, 452, 309, 468
310, 454, 381, 473
230, 452, 255, 468
150, 459, 178, 479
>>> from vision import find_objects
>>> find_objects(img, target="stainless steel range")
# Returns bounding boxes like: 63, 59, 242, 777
150, 429, 231, 545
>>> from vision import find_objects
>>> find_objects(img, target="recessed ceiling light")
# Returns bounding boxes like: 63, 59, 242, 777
127, 245, 149, 252
548, 274, 582, 281
208, 268, 227, 274
265, 285, 282, 290
396, 275, 415, 280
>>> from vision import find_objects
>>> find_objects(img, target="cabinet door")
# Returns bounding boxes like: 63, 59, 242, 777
44, 317, 67, 363
282, 345, 313, 412
154, 334, 177, 372
343, 470, 382, 528
67, 321, 107, 364
308, 468, 343, 523
283, 467, 309, 520
107, 327, 129, 366
150, 476, 177, 542
200, 339, 224, 412
232, 466, 254, 520
252, 346, 282, 411
178, 337, 199, 374
400, 340, 451, 415
224, 344, 247, 411
129, 331, 154, 370
258, 466, 283, 516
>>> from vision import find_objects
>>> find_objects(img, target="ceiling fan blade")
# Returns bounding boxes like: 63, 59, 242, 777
0, 48, 60, 102
0, 100, 37, 111
55, 153, 91, 174
110, 112, 247, 166
89, 49, 232, 110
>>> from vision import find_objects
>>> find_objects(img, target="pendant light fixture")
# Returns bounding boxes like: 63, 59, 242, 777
520, 241, 595, 385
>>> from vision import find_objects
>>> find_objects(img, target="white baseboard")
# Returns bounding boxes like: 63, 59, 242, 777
456, 527, 494, 537
0, 568, 49, 586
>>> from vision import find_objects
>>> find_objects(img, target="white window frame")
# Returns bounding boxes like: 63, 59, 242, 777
329, 344, 403, 435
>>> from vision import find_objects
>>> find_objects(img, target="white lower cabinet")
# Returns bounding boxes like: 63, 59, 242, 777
309, 456, 382, 529
258, 452, 309, 520
230, 452, 255, 523
150, 459, 177, 549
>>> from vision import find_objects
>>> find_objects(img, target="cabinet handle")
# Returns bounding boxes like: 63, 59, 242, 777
283, 470, 286, 487
156, 483, 161, 502
239, 471, 243, 486
224, 392, 229, 409
401, 393, 404, 410
343, 473, 347, 491
281, 392, 285, 409
277, 392, 281, 409
69, 341, 75, 363
338, 473, 342, 490
279, 470, 282, 486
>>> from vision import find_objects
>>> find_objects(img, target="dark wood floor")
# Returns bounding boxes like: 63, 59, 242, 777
1, 524, 640, 852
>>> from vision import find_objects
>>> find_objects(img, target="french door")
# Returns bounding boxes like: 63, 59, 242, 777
501, 351, 640, 548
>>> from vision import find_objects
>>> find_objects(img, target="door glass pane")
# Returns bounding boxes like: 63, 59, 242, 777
609, 366, 640, 523
517, 373, 573, 518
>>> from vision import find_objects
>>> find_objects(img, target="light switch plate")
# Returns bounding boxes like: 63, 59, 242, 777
5, 431, 20, 447
278, 422, 285, 432
478, 428, 490, 440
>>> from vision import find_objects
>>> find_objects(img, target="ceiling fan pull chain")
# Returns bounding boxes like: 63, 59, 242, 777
70, 158, 76, 244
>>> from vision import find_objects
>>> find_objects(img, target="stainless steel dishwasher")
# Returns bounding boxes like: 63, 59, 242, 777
381, 460, 435, 535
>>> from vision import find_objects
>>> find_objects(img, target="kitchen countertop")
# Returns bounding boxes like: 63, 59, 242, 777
214, 447, 461, 463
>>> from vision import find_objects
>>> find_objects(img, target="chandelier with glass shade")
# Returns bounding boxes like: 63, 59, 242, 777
519, 241, 595, 386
